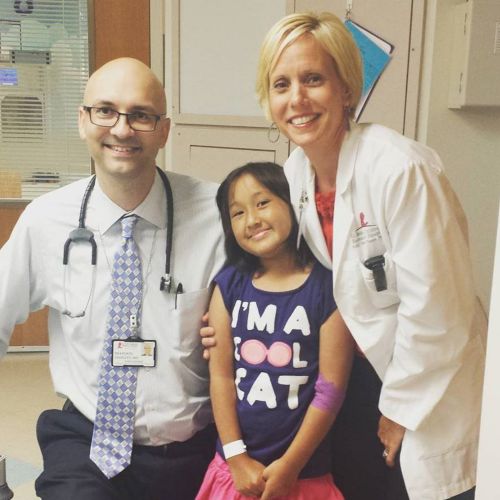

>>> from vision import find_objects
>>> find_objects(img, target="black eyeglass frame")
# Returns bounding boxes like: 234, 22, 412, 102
82, 105, 167, 132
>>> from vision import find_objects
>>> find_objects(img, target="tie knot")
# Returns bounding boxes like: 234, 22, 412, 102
120, 215, 138, 239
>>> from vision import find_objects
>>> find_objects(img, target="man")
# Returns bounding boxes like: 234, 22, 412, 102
0, 58, 225, 499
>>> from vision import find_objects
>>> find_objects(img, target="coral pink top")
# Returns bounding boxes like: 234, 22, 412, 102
314, 189, 335, 259
315, 186, 365, 357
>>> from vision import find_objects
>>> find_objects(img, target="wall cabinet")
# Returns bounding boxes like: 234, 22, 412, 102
167, 0, 424, 183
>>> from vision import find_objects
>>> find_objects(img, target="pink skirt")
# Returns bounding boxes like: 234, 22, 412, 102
196, 453, 344, 500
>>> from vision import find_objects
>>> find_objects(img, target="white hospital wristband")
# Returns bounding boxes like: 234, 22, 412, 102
223, 440, 247, 459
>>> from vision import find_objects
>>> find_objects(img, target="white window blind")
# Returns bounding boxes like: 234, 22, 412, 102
0, 0, 89, 199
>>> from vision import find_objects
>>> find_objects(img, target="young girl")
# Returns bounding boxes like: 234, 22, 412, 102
196, 162, 354, 500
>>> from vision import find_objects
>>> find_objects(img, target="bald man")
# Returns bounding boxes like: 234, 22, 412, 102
0, 58, 225, 499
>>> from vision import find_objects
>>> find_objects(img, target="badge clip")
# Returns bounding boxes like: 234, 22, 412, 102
363, 255, 387, 291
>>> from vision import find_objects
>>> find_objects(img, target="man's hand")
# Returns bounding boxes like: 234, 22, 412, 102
378, 415, 406, 468
200, 312, 216, 360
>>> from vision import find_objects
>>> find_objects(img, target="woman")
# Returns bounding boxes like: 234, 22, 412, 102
253, 11, 486, 500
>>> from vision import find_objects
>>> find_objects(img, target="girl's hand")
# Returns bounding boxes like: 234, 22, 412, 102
227, 454, 266, 497
260, 458, 300, 500
378, 415, 406, 467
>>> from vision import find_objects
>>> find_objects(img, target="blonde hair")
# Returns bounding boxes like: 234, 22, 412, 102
256, 12, 363, 120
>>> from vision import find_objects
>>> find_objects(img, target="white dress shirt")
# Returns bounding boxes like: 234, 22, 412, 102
0, 170, 225, 446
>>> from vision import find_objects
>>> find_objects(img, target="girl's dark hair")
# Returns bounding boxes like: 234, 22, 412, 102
216, 162, 313, 273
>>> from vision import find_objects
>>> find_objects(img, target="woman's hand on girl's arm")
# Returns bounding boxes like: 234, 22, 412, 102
261, 310, 355, 498
208, 286, 266, 495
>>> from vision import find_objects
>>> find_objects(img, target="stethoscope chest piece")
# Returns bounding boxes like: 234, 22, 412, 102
62, 225, 97, 318
63, 227, 97, 265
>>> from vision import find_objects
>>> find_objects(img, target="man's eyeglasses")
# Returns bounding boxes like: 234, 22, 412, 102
82, 106, 167, 132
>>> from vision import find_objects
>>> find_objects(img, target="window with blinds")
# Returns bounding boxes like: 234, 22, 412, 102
0, 0, 89, 199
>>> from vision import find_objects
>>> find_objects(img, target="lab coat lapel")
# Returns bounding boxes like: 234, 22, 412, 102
302, 163, 331, 269
284, 148, 331, 269
333, 125, 360, 277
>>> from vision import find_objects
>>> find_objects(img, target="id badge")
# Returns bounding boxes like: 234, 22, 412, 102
112, 338, 156, 367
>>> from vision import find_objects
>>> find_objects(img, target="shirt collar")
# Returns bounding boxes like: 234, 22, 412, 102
90, 170, 167, 234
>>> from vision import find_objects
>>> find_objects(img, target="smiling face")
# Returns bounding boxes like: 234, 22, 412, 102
78, 58, 170, 185
268, 34, 349, 157
229, 173, 293, 265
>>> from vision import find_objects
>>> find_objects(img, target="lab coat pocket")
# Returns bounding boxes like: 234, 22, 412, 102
358, 252, 399, 309
169, 287, 210, 351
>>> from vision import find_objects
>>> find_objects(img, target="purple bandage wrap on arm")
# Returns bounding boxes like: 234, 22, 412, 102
311, 373, 346, 414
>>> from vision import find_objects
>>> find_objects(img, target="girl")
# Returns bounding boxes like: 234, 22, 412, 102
196, 162, 354, 500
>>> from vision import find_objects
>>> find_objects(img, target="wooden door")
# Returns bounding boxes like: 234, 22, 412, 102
91, 0, 150, 69
0, 203, 48, 346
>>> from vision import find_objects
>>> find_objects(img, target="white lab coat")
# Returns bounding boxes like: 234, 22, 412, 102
284, 123, 486, 500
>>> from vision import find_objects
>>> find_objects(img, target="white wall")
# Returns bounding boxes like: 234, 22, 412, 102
476, 203, 500, 498
418, 0, 500, 312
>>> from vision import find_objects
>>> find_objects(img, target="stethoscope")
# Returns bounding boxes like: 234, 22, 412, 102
62, 167, 178, 317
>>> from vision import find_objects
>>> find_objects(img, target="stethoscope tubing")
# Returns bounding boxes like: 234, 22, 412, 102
62, 166, 175, 314
63, 175, 97, 265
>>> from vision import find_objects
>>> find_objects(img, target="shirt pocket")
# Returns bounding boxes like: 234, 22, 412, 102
168, 287, 210, 351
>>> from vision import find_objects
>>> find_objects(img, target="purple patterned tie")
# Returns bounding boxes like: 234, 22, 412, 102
90, 215, 142, 478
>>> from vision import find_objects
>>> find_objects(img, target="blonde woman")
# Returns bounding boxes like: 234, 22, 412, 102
204, 11, 485, 500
